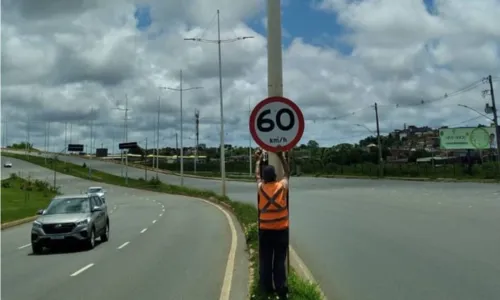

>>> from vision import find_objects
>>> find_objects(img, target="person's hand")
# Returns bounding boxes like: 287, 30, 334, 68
276, 151, 286, 160
254, 149, 262, 160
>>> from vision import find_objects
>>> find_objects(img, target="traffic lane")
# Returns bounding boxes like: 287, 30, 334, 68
56, 154, 256, 193
1, 193, 165, 300
34, 195, 235, 300
20, 154, 500, 298
54, 154, 500, 195
290, 188, 500, 300
216, 184, 500, 300
0, 157, 150, 247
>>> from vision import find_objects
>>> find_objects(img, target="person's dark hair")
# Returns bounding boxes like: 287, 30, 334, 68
262, 165, 277, 183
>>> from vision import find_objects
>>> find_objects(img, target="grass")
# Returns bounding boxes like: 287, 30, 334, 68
1, 174, 59, 223
2, 153, 324, 300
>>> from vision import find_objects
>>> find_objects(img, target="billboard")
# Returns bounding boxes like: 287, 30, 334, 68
95, 148, 108, 157
439, 126, 497, 150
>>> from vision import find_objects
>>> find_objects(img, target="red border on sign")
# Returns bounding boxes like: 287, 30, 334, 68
249, 96, 305, 152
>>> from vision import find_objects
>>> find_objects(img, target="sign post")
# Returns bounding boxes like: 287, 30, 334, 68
119, 142, 138, 185
249, 95, 305, 283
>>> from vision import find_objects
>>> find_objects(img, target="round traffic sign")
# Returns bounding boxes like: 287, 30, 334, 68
249, 96, 305, 152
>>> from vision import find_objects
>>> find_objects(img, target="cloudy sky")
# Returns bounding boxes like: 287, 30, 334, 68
2, 0, 500, 153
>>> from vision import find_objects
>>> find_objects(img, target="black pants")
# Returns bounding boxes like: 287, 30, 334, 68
259, 228, 289, 295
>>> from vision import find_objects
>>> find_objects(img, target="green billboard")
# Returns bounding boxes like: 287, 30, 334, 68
439, 126, 497, 150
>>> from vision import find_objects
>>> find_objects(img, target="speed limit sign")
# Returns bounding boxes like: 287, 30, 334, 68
249, 96, 305, 152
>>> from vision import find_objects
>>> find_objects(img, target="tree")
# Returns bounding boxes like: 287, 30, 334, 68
307, 140, 319, 148
8, 142, 34, 150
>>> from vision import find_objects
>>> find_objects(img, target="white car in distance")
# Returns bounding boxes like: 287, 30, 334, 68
88, 186, 106, 203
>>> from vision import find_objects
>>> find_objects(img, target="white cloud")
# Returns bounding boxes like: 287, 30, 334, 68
1, 0, 499, 153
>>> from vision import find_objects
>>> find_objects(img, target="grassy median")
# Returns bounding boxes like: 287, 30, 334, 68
1, 174, 59, 223
2, 153, 323, 299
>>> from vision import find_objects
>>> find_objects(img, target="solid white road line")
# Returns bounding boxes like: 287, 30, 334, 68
140, 228, 147, 233
117, 241, 130, 249
289, 246, 328, 299
199, 199, 237, 300
152, 220, 157, 224
70, 263, 94, 277
17, 243, 31, 249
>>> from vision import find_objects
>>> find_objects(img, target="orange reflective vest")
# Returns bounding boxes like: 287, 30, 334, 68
258, 181, 289, 230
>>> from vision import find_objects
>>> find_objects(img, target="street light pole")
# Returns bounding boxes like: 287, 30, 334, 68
64, 122, 68, 154
114, 95, 130, 177
184, 9, 253, 196
374, 103, 383, 177
194, 109, 200, 174
355, 122, 382, 171
161, 70, 203, 186
156, 95, 160, 179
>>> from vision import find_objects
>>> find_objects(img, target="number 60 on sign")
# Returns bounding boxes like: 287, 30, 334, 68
249, 96, 305, 152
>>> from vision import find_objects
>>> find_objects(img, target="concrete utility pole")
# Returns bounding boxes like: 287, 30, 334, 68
266, 0, 285, 180
487, 75, 500, 150
266, 0, 290, 277
485, 75, 500, 167
374, 102, 383, 177
194, 109, 200, 174
162, 70, 203, 186
248, 98, 253, 177
184, 9, 253, 196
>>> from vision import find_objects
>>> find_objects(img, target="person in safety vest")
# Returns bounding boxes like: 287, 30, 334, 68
254, 149, 290, 300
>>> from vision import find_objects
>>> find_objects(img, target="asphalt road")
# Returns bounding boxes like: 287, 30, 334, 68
1, 157, 249, 300
45, 154, 500, 300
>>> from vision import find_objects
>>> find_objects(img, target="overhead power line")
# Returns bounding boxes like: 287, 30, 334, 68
385, 78, 485, 109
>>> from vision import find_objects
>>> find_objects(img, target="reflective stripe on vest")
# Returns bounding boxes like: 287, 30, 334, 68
258, 182, 289, 230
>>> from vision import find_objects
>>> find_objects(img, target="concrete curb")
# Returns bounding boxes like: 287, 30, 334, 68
1, 216, 37, 230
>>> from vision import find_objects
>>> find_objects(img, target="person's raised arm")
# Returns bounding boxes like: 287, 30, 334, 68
254, 149, 263, 184
277, 152, 290, 178
277, 151, 290, 189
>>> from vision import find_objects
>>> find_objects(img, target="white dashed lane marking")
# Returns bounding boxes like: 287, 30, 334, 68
70, 263, 94, 277
17, 243, 31, 250
117, 241, 130, 249
140, 228, 147, 234
152, 220, 157, 224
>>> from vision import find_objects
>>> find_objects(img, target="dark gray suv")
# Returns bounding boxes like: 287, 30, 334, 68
31, 194, 110, 254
